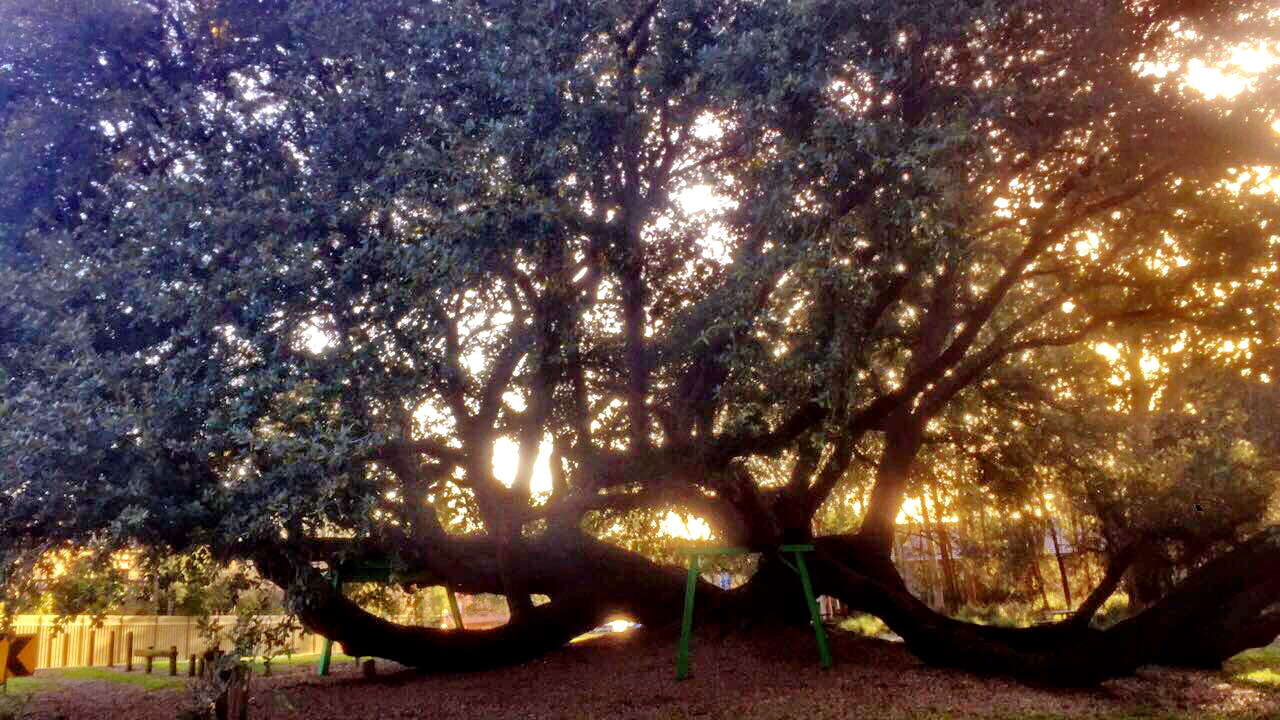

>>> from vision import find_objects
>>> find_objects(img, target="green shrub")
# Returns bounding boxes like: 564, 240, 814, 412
838, 613, 889, 637
1090, 593, 1131, 629
953, 604, 1036, 628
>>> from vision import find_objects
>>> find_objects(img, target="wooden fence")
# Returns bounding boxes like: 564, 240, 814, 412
7, 614, 325, 671
8, 611, 511, 671
7, 615, 327, 670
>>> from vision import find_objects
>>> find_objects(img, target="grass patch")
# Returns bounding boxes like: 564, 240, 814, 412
244, 651, 355, 673
1224, 645, 1280, 691
0, 651, 358, 698
1, 667, 182, 696
175, 651, 356, 675
952, 605, 1036, 628
1089, 594, 1131, 630
0, 675, 63, 696
60, 667, 184, 690
838, 613, 889, 637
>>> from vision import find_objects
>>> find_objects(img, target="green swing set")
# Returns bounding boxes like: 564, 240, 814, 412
675, 544, 832, 680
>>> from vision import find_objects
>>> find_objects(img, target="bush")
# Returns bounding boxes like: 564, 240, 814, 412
1090, 593, 1131, 629
838, 613, 889, 637
953, 604, 1037, 628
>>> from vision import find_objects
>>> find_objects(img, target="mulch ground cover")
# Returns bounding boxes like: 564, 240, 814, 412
17, 627, 1280, 719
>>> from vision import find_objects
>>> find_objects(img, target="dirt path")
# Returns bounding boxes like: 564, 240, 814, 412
18, 629, 1280, 719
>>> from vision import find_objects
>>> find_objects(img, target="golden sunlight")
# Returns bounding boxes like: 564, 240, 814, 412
492, 436, 555, 498
660, 511, 712, 540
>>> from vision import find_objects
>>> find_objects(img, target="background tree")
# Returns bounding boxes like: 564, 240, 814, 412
3, 0, 1280, 686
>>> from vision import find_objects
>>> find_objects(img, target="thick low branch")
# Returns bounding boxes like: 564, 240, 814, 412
814, 525, 1280, 685
265, 530, 737, 672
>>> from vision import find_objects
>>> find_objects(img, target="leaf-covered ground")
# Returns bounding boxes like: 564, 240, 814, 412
10, 629, 1280, 719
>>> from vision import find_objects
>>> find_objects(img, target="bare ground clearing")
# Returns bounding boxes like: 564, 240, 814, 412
14, 627, 1280, 720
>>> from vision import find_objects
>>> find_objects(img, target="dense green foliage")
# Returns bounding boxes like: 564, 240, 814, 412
2, 0, 1279, 680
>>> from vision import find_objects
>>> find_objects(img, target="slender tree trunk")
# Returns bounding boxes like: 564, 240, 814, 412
1030, 556, 1051, 611
1049, 529, 1072, 607
1073, 510, 1096, 589
1038, 495, 1073, 608
957, 510, 974, 606
925, 481, 962, 613
1070, 541, 1143, 625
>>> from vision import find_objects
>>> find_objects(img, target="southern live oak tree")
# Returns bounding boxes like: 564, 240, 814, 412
3, 0, 1280, 686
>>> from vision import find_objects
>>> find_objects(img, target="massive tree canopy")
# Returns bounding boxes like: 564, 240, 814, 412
3, 0, 1280, 685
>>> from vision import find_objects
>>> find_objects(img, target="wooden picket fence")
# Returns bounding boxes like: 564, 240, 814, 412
8, 610, 512, 671
7, 615, 327, 671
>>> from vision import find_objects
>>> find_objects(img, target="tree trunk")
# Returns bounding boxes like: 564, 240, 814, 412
1040, 499, 1073, 608
1030, 562, 1051, 611
956, 510, 975, 607
858, 413, 924, 556
1127, 545, 1175, 611
497, 530, 535, 623
924, 482, 962, 613
1069, 540, 1143, 625
1073, 510, 1096, 590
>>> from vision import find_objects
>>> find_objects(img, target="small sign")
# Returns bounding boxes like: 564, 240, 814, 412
0, 634, 37, 684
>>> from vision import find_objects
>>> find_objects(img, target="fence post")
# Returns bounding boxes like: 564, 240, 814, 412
125, 632, 134, 672
86, 629, 95, 667
108, 631, 116, 668
60, 631, 69, 668
38, 609, 49, 666
169, 646, 177, 676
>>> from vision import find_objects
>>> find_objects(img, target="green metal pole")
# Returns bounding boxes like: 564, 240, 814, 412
446, 587, 464, 630
317, 570, 340, 676
317, 635, 334, 677
675, 553, 700, 680
792, 551, 832, 669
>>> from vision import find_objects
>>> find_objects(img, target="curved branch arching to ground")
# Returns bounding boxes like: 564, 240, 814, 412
253, 531, 736, 671
259, 525, 1280, 686
810, 528, 1280, 686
